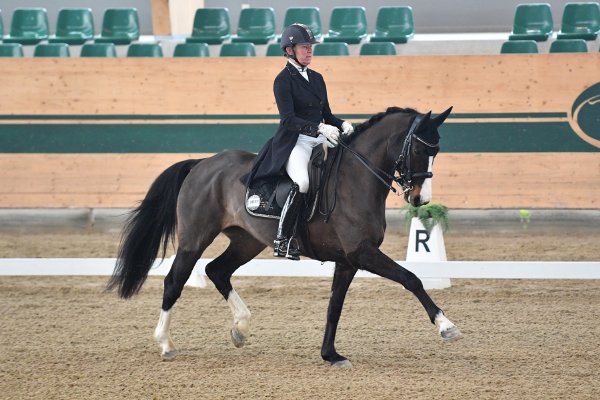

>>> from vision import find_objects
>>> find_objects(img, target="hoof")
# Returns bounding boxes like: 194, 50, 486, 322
441, 326, 463, 342
231, 327, 246, 348
331, 359, 353, 369
161, 350, 177, 361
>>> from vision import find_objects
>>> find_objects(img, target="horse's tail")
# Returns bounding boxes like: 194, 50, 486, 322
107, 158, 203, 299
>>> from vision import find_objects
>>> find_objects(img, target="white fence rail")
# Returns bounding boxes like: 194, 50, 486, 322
1, 258, 599, 279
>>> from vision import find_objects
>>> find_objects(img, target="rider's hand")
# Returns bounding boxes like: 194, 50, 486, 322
341, 121, 354, 136
322, 138, 337, 148
318, 123, 340, 147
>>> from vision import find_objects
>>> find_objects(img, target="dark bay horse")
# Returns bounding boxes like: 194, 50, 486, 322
108, 106, 462, 368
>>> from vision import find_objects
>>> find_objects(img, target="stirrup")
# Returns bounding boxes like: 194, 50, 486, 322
273, 238, 301, 261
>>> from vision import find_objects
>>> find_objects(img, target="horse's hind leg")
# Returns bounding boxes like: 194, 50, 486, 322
154, 248, 203, 360
205, 227, 266, 348
155, 220, 221, 359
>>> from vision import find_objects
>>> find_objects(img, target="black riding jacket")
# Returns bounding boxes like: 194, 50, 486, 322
242, 62, 344, 185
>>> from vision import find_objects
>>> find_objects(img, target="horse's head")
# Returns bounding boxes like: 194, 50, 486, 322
396, 107, 452, 207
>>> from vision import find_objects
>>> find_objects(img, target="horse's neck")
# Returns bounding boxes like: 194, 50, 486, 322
335, 126, 390, 209
351, 116, 407, 173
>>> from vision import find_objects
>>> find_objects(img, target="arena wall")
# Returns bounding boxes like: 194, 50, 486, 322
0, 55, 598, 209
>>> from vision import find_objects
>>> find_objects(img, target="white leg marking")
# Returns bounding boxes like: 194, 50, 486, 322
434, 311, 463, 342
227, 289, 251, 347
419, 156, 434, 204
154, 309, 177, 359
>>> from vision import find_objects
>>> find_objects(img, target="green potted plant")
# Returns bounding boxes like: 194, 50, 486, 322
403, 202, 449, 233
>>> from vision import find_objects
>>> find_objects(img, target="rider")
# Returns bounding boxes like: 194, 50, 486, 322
243, 23, 354, 260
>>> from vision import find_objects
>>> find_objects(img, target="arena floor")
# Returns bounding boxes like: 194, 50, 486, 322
1, 276, 599, 399
1, 213, 599, 399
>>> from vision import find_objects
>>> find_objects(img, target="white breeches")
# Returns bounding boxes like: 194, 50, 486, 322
286, 134, 326, 193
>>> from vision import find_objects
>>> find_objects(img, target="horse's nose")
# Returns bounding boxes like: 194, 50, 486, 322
410, 194, 429, 207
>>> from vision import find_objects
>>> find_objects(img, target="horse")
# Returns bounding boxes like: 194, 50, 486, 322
108, 106, 462, 368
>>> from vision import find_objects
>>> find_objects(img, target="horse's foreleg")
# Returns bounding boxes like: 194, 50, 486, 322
155, 249, 201, 360
321, 263, 357, 368
205, 228, 266, 348
351, 242, 462, 342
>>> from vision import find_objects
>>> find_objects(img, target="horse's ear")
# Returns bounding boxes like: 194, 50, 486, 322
433, 106, 453, 127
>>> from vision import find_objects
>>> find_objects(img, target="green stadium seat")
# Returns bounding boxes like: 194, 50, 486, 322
509, 3, 553, 42
231, 8, 276, 44
48, 8, 94, 45
4, 8, 49, 45
127, 43, 163, 57
500, 40, 539, 53
80, 43, 117, 57
34, 43, 70, 57
324, 7, 368, 44
173, 42, 209, 57
219, 42, 256, 57
95, 8, 140, 45
0, 9, 4, 40
186, 8, 231, 45
313, 42, 350, 56
360, 42, 397, 55
557, 2, 600, 40
370, 6, 414, 44
549, 38, 588, 52
282, 7, 322, 40
0, 43, 24, 57
266, 43, 283, 56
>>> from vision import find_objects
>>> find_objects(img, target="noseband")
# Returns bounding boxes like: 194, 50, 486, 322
338, 114, 439, 196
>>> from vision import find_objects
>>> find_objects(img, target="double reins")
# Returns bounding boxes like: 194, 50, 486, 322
318, 113, 439, 221
337, 114, 438, 196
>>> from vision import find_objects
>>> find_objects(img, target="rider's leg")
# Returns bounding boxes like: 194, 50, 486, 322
273, 137, 313, 260
274, 183, 303, 260
285, 138, 312, 194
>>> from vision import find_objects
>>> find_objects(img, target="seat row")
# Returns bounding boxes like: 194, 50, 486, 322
0, 7, 139, 45
0, 6, 415, 47
181, 3, 600, 46
186, 6, 414, 45
0, 41, 405, 57
509, 2, 600, 42
501, 38, 592, 53
1, 3, 598, 51
2, 38, 595, 58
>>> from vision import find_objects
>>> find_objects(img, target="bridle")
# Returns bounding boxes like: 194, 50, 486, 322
337, 114, 439, 196
395, 114, 439, 194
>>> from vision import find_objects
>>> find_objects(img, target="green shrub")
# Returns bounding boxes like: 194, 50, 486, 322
403, 203, 449, 233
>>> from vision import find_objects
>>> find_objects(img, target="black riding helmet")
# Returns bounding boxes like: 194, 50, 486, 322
280, 23, 319, 62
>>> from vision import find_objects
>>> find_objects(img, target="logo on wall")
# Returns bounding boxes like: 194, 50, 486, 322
568, 82, 600, 149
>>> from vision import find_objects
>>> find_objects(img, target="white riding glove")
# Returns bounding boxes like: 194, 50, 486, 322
341, 121, 354, 136
318, 123, 340, 147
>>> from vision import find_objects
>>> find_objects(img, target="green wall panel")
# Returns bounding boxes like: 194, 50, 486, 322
0, 113, 597, 153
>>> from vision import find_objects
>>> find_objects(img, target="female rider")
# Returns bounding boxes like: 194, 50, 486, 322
244, 23, 354, 260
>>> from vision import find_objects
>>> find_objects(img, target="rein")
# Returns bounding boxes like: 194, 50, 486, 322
318, 113, 439, 221
338, 114, 438, 196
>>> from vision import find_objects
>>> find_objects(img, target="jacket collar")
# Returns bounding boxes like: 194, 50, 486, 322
287, 58, 308, 73
285, 62, 322, 101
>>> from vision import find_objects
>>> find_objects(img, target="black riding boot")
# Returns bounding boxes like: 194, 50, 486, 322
274, 183, 303, 260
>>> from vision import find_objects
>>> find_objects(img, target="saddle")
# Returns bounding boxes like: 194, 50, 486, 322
245, 145, 333, 220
